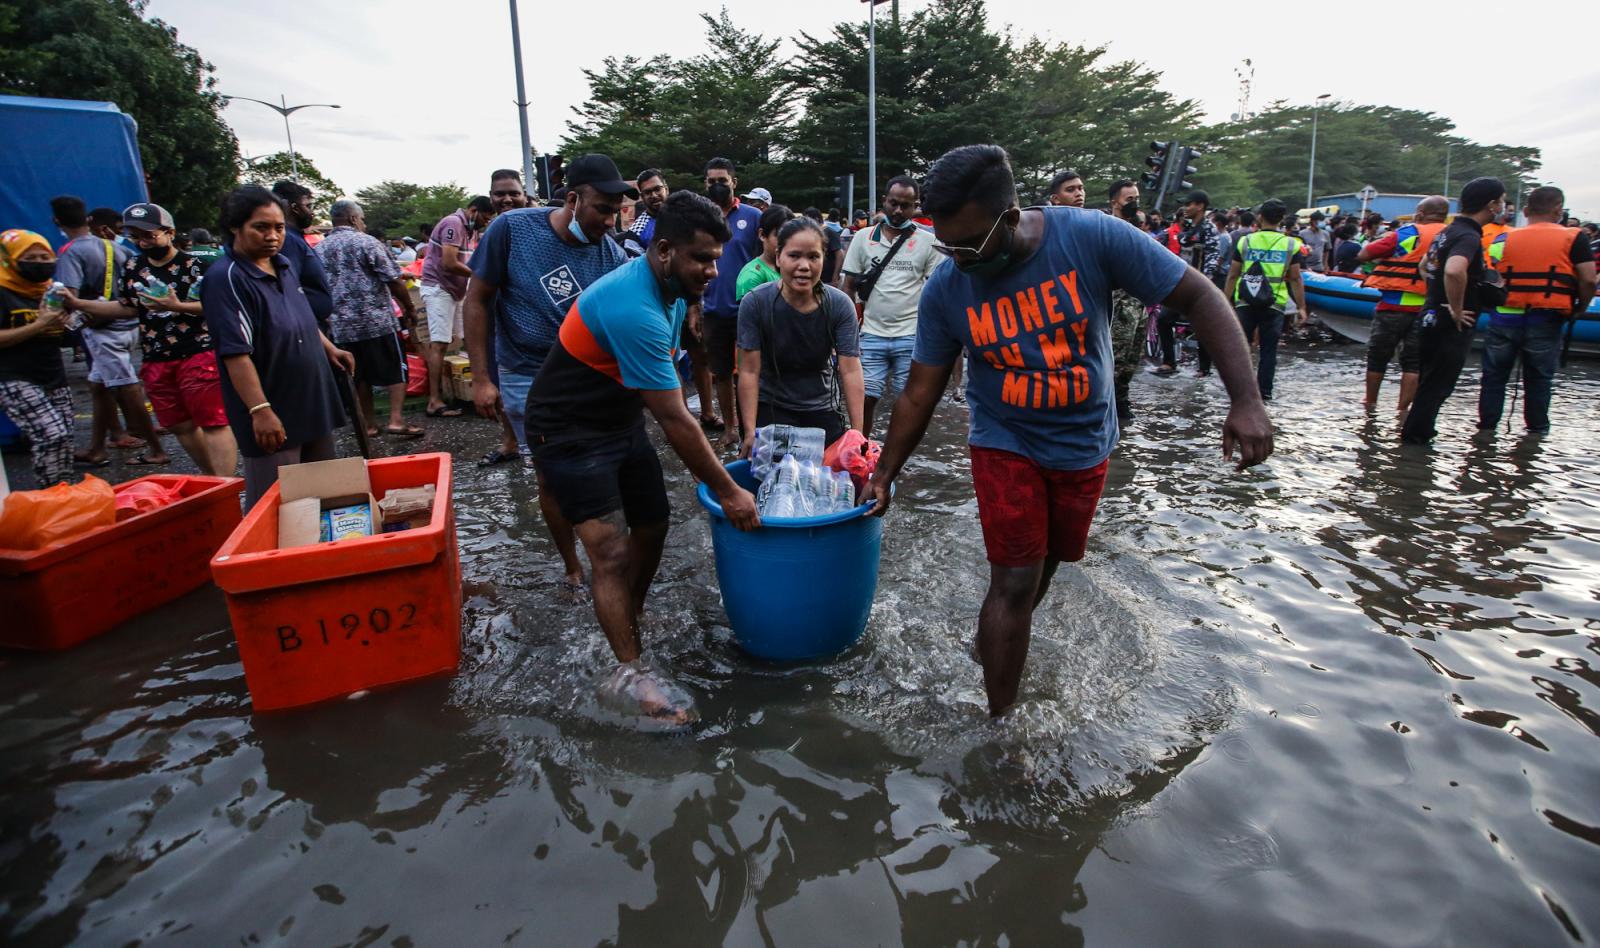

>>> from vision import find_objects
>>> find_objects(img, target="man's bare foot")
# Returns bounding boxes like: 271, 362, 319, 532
596, 661, 698, 730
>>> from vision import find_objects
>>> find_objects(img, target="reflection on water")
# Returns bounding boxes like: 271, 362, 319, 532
2, 346, 1598, 944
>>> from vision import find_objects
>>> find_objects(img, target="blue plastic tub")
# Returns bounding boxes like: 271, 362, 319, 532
697, 460, 886, 661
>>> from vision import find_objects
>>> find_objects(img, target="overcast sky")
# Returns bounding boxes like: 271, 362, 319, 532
147, 0, 1598, 216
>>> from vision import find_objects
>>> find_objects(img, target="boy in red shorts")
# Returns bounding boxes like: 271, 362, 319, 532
65, 203, 237, 475
867, 146, 1274, 716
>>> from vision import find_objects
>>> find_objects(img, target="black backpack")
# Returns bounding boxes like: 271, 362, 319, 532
1237, 234, 1287, 310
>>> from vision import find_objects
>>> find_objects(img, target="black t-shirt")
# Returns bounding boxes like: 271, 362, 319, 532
822, 227, 843, 285
0, 286, 67, 387
119, 249, 212, 362
735, 283, 860, 412
1333, 239, 1362, 273
1423, 217, 1487, 314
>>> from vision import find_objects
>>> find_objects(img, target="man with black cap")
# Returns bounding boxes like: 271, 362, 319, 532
464, 153, 634, 590
1401, 176, 1507, 445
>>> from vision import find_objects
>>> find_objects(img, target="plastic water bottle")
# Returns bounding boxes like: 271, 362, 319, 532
833, 469, 857, 511
796, 461, 825, 517
140, 277, 169, 300
759, 455, 803, 518
41, 282, 76, 331
187, 276, 203, 301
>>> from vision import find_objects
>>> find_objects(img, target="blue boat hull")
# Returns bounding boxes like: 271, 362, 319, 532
1303, 271, 1600, 355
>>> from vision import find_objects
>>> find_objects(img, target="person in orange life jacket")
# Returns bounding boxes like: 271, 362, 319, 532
1400, 177, 1506, 445
1478, 185, 1596, 433
865, 145, 1274, 717
1357, 195, 1450, 412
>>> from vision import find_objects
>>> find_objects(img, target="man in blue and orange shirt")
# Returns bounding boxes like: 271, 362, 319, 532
525, 190, 759, 725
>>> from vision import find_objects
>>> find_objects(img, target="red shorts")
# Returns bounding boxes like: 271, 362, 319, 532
969, 447, 1109, 567
141, 351, 228, 429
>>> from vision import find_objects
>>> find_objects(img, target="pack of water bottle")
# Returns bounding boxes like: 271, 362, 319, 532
752, 425, 859, 519
750, 424, 826, 480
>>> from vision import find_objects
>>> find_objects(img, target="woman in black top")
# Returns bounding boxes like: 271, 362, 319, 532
0, 229, 75, 486
735, 217, 864, 452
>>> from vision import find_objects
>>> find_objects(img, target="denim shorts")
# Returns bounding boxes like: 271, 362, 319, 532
859, 332, 916, 398
499, 369, 535, 453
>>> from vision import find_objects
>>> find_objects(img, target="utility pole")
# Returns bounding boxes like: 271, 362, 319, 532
221, 94, 341, 181
1444, 143, 1453, 197
509, 0, 535, 196
1306, 93, 1330, 208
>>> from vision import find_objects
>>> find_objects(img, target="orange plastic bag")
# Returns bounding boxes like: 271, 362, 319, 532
114, 480, 186, 521
0, 474, 117, 550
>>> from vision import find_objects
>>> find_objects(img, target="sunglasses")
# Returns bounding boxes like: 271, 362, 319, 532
931, 209, 1010, 261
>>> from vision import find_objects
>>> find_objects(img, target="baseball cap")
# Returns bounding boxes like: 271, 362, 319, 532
742, 187, 772, 203
565, 154, 640, 199
123, 203, 175, 231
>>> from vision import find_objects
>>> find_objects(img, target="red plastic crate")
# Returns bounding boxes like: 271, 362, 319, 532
0, 475, 244, 650
209, 453, 461, 712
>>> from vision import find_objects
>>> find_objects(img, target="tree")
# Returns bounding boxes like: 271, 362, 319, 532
354, 181, 469, 240
0, 0, 240, 227
561, 10, 795, 202
239, 152, 340, 219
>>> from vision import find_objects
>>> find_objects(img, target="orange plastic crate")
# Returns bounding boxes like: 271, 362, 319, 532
209, 453, 461, 712
0, 475, 244, 650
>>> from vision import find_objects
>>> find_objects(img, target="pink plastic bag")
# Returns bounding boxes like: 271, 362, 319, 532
113, 479, 186, 522
824, 430, 881, 479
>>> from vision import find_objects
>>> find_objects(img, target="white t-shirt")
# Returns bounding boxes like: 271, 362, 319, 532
843, 222, 943, 337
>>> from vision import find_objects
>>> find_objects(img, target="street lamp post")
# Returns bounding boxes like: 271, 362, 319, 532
865, 0, 878, 218
1443, 143, 1453, 197
508, 0, 535, 196
1306, 93, 1331, 208
222, 94, 341, 181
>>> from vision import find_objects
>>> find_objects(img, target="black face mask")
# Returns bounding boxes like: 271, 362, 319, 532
16, 260, 56, 283
706, 182, 733, 205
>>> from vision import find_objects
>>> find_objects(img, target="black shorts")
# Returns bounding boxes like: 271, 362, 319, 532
532, 425, 669, 527
702, 315, 738, 379
755, 403, 846, 446
1367, 310, 1422, 373
344, 332, 407, 387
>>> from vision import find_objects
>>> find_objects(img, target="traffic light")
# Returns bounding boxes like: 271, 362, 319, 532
1174, 146, 1201, 192
534, 154, 567, 202
833, 175, 850, 210
1142, 141, 1172, 193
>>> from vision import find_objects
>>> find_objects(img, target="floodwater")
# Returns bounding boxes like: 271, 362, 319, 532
3, 343, 1598, 945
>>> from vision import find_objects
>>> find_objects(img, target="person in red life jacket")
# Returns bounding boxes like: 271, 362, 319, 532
865, 145, 1273, 717
1357, 195, 1450, 412
1479, 185, 1596, 433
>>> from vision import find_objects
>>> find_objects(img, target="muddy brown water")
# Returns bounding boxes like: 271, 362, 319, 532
2, 345, 1597, 945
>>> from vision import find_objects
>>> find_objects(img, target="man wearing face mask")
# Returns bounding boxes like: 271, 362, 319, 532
865, 145, 1274, 718
419, 195, 494, 417
465, 153, 633, 591
1103, 179, 1153, 421
698, 157, 763, 450
270, 180, 334, 329
843, 175, 944, 434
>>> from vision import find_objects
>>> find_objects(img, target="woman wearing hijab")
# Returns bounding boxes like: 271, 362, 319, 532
0, 229, 75, 486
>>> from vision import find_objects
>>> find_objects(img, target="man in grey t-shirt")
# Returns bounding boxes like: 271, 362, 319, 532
842, 175, 942, 433
50, 194, 164, 465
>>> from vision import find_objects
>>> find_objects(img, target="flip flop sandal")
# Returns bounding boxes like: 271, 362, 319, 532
383, 425, 425, 439
73, 455, 111, 468
478, 449, 520, 466
127, 453, 170, 466
699, 414, 725, 430
426, 406, 464, 418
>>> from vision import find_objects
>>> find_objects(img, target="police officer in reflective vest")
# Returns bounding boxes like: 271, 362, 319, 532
1222, 199, 1306, 401
1480, 185, 1597, 433
1357, 196, 1449, 412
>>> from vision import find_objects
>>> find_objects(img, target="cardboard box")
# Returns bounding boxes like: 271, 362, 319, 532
277, 458, 377, 549
444, 375, 474, 405
443, 355, 472, 379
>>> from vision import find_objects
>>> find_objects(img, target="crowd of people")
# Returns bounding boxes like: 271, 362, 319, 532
0, 141, 1592, 722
